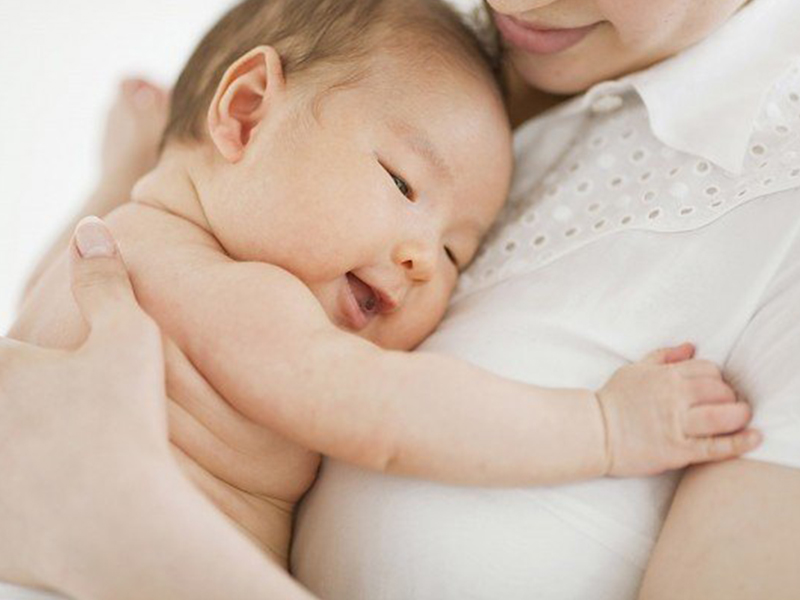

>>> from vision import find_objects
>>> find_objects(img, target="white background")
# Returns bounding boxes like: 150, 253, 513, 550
0, 0, 477, 333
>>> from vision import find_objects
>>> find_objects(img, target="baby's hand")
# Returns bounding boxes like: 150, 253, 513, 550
596, 343, 761, 477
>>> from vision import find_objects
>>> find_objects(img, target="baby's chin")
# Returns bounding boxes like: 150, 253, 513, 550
374, 322, 438, 352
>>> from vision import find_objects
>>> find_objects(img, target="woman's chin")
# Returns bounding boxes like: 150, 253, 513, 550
510, 54, 609, 96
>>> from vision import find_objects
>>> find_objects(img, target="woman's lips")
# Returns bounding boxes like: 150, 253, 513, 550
493, 12, 599, 55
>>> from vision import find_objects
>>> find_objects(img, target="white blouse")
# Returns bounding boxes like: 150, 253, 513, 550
293, 1, 800, 598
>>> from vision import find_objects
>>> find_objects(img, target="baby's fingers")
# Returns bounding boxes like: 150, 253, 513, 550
689, 378, 737, 405
673, 359, 722, 379
642, 342, 695, 365
685, 402, 752, 437
691, 429, 762, 463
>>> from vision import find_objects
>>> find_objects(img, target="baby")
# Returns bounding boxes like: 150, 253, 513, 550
13, 0, 756, 567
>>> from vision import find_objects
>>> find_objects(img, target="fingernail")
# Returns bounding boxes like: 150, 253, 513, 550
76, 216, 116, 258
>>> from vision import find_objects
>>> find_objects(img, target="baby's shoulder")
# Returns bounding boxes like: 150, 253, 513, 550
10, 202, 221, 348
106, 202, 324, 340
107, 201, 223, 264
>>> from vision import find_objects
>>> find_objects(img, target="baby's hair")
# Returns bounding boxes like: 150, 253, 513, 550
161, 0, 503, 148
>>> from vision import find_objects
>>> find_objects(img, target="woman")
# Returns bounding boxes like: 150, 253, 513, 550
292, 0, 800, 598
3, 0, 800, 598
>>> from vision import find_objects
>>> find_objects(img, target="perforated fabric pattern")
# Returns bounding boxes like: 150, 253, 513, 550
456, 62, 800, 301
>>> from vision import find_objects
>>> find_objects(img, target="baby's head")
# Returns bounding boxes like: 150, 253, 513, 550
159, 0, 513, 350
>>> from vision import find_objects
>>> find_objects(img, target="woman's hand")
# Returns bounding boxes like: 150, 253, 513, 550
0, 217, 170, 588
0, 218, 314, 600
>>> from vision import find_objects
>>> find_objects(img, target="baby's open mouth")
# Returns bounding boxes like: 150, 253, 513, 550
346, 272, 380, 318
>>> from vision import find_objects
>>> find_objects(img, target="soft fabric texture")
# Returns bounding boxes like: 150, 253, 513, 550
292, 1, 800, 598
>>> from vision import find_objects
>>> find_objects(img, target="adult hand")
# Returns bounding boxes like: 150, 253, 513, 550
0, 216, 170, 589
0, 218, 315, 600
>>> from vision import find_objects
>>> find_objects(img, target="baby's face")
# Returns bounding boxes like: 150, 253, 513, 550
214, 51, 512, 350
487, 0, 750, 93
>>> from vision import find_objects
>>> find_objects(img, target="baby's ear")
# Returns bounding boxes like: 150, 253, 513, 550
207, 45, 286, 163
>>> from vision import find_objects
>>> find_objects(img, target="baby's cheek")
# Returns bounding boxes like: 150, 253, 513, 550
406, 302, 450, 350
372, 285, 453, 350
368, 313, 432, 351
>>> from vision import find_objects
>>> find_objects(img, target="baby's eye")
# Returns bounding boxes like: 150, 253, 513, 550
391, 173, 413, 199
445, 246, 459, 269
379, 159, 415, 201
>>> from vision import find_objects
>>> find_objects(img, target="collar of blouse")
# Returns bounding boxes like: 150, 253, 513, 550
455, 0, 800, 299
554, 0, 800, 175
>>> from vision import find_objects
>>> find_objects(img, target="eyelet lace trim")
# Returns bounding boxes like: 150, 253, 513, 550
456, 63, 800, 302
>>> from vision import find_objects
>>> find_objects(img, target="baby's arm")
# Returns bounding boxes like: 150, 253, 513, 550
141, 244, 758, 486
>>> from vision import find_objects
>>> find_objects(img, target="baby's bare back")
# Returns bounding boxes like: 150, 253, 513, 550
11, 203, 320, 566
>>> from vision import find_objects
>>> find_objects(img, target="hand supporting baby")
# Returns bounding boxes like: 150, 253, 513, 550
0, 218, 313, 600
0, 218, 163, 592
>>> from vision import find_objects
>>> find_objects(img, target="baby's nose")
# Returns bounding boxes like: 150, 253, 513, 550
395, 241, 437, 283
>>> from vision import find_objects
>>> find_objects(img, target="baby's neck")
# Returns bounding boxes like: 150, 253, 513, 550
130, 145, 215, 235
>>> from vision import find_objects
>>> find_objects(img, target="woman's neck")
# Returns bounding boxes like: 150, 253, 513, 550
504, 65, 572, 129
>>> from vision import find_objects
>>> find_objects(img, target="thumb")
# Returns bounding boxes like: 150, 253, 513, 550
69, 216, 141, 331
642, 342, 696, 365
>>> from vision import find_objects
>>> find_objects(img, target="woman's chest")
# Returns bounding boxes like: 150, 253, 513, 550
429, 191, 800, 390
458, 73, 800, 307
